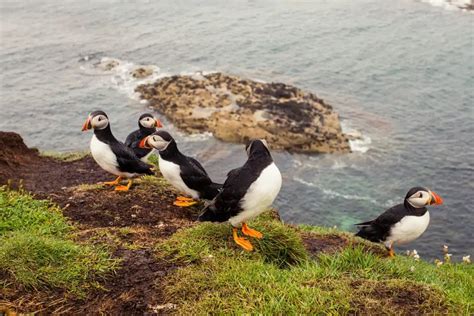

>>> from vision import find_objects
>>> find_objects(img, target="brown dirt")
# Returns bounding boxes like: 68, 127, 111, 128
0, 132, 198, 315
301, 232, 387, 257
349, 279, 449, 315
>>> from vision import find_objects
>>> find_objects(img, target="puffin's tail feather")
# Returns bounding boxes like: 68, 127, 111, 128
354, 220, 374, 226
354, 224, 381, 243
197, 196, 228, 223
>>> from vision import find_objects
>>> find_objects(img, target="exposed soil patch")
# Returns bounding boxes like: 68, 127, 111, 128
301, 232, 386, 257
0, 132, 109, 195
301, 232, 349, 255
350, 279, 448, 315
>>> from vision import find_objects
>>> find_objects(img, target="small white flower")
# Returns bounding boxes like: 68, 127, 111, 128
406, 250, 411, 256
412, 249, 418, 255
131, 214, 137, 218
462, 255, 471, 264
434, 259, 443, 267
410, 266, 415, 272
413, 254, 420, 261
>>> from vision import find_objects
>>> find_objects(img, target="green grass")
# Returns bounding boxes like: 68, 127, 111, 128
158, 213, 473, 315
40, 151, 89, 162
0, 187, 117, 295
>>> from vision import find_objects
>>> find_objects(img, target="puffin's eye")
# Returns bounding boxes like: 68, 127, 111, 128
98, 117, 102, 121
419, 192, 423, 198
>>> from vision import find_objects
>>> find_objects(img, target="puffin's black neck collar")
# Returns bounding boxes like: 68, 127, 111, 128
93, 125, 117, 144
404, 200, 427, 215
139, 125, 156, 134
158, 140, 181, 160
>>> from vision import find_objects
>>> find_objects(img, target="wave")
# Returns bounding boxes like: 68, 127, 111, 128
418, 0, 473, 11
340, 121, 372, 154
293, 177, 378, 204
79, 56, 171, 100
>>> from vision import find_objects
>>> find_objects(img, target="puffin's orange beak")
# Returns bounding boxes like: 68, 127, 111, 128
82, 117, 92, 131
430, 191, 443, 205
155, 119, 163, 128
139, 136, 150, 148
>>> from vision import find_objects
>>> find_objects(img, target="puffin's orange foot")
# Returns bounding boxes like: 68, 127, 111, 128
101, 176, 122, 186
241, 223, 263, 239
114, 180, 132, 191
388, 248, 395, 257
173, 200, 197, 207
233, 228, 253, 251
176, 196, 194, 202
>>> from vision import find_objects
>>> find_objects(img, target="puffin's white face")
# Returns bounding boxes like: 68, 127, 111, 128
407, 189, 443, 208
90, 114, 109, 130
140, 134, 170, 151
140, 116, 157, 129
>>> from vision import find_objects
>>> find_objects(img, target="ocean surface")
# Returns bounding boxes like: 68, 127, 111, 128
1, 1, 472, 259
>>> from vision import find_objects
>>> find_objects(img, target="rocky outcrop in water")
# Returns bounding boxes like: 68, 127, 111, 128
136, 73, 350, 153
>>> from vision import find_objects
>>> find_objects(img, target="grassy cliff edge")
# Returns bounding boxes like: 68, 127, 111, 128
0, 150, 473, 314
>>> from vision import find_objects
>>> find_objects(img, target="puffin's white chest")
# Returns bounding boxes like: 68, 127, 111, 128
159, 157, 199, 199
229, 162, 282, 227
387, 211, 430, 245
90, 135, 120, 175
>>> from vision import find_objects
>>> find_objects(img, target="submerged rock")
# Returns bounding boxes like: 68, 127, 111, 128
136, 73, 350, 153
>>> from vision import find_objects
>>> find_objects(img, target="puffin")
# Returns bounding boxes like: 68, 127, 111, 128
198, 139, 282, 251
355, 187, 443, 256
124, 113, 163, 162
82, 110, 154, 191
138, 130, 222, 207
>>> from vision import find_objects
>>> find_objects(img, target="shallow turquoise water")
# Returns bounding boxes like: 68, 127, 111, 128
1, 1, 472, 259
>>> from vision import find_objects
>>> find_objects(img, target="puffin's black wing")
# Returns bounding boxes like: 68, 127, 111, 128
355, 204, 407, 242
198, 164, 256, 222
187, 157, 209, 176
112, 143, 153, 175
180, 156, 221, 199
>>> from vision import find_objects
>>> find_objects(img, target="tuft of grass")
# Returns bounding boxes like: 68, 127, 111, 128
0, 231, 115, 295
40, 151, 89, 162
0, 186, 117, 295
159, 214, 307, 268
0, 188, 69, 235
158, 213, 473, 314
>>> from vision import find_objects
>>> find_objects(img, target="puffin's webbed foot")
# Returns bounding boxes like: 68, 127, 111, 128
233, 227, 253, 251
173, 196, 197, 207
387, 241, 395, 257
115, 179, 132, 191
101, 176, 122, 186
241, 222, 263, 239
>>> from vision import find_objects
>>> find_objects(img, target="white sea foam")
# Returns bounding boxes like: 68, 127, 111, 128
340, 121, 372, 154
294, 177, 378, 204
419, 0, 473, 11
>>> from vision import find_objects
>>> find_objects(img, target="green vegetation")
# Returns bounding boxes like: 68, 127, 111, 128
158, 215, 473, 315
40, 150, 89, 162
0, 187, 117, 295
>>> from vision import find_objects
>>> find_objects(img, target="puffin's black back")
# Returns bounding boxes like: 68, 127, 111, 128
355, 202, 428, 242
198, 140, 273, 222
157, 132, 222, 199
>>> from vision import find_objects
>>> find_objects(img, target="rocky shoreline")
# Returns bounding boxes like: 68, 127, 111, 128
136, 73, 351, 154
